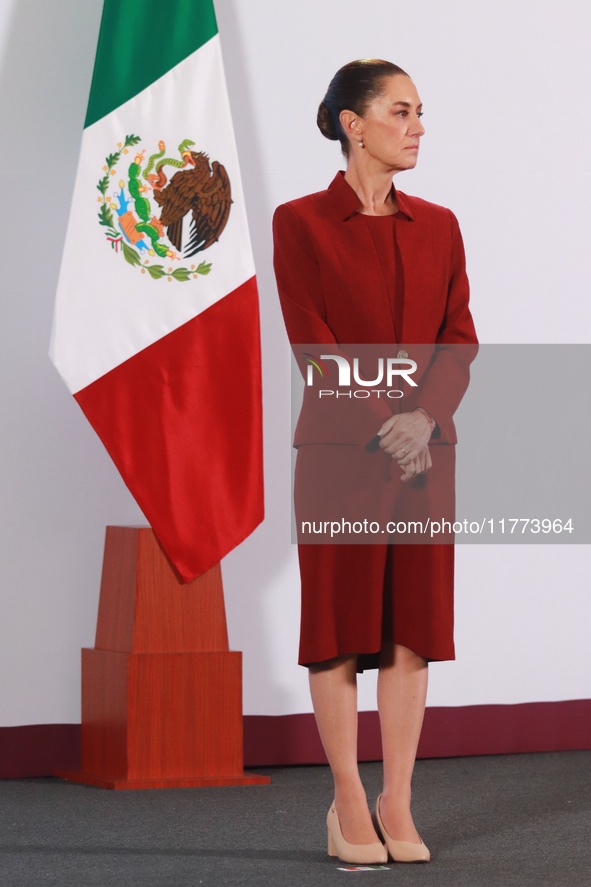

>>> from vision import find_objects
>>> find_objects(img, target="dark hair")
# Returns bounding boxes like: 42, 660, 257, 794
317, 59, 409, 156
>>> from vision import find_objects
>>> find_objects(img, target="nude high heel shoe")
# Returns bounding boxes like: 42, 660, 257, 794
375, 794, 430, 863
327, 802, 388, 865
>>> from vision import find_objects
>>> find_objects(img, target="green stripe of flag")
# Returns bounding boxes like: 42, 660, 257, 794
85, 0, 218, 129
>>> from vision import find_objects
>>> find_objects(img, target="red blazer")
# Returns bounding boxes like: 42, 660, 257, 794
273, 172, 478, 447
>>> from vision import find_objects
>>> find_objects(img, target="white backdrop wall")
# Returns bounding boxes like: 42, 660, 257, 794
0, 0, 589, 727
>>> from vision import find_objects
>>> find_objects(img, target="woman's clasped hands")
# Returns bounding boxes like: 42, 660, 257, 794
378, 410, 433, 482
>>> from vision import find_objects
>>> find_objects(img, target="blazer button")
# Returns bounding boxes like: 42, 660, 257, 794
397, 349, 409, 359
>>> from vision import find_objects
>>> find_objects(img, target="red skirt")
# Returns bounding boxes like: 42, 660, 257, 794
295, 443, 456, 669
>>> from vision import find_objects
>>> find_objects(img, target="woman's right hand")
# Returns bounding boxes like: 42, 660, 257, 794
396, 444, 432, 482
377, 411, 433, 482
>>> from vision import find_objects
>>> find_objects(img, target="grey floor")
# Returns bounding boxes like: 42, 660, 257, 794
1, 751, 589, 887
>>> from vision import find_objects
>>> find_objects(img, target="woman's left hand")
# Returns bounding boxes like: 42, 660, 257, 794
378, 411, 433, 481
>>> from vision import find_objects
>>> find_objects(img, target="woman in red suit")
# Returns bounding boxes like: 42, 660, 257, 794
273, 60, 477, 865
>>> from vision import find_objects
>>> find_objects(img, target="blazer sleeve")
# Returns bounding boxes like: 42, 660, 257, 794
273, 202, 393, 445
414, 210, 478, 444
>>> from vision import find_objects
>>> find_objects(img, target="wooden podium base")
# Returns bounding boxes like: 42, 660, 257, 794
57, 527, 269, 789
57, 773, 270, 789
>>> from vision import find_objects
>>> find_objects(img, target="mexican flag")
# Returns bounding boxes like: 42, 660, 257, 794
50, 0, 264, 582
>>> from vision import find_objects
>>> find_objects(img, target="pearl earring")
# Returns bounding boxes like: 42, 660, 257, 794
358, 139, 364, 148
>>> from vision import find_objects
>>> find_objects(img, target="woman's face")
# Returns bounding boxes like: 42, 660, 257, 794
355, 74, 425, 171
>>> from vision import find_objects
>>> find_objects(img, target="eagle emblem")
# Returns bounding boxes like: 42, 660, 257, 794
97, 134, 232, 282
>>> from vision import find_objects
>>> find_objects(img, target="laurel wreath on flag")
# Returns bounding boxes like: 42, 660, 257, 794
96, 134, 211, 283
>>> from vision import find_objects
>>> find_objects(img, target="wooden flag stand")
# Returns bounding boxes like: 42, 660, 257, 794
57, 526, 270, 789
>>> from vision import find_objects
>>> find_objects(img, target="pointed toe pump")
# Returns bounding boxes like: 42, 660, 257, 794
326, 802, 388, 865
375, 794, 430, 863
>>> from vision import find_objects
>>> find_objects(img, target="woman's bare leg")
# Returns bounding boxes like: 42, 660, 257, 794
309, 654, 381, 844
377, 642, 428, 843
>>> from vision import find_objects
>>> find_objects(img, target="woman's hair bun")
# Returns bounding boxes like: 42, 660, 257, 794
317, 101, 339, 140
318, 60, 408, 156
